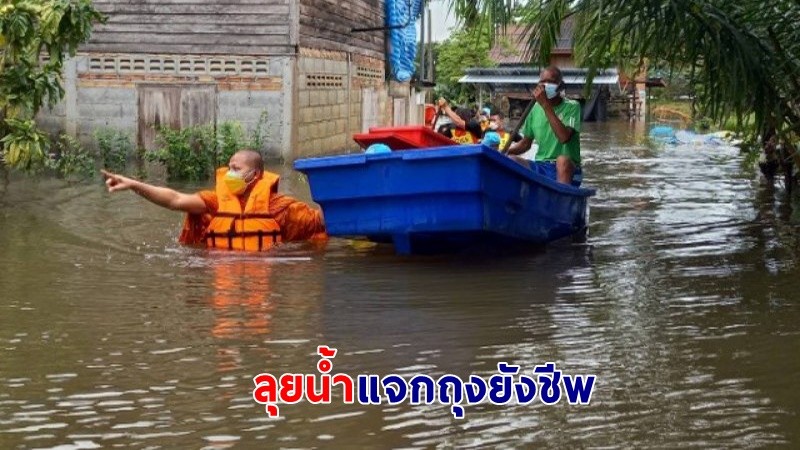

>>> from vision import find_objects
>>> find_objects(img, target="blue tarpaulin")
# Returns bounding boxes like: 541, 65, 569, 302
386, 0, 423, 82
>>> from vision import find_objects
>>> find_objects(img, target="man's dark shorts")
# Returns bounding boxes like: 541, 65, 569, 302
529, 161, 583, 187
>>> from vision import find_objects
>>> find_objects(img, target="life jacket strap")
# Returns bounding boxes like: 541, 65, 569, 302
204, 230, 281, 250
214, 212, 275, 219
230, 230, 281, 238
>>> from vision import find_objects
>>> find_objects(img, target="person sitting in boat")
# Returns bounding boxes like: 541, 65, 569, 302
101, 149, 327, 251
487, 112, 521, 151
430, 101, 453, 134
482, 131, 502, 150
507, 66, 583, 186
479, 107, 493, 133
435, 98, 483, 144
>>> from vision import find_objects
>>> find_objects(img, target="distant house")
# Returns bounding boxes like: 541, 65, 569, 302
462, 17, 624, 122
39, 0, 399, 160
488, 19, 577, 68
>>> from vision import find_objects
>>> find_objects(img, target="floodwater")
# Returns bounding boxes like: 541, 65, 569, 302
1, 121, 799, 449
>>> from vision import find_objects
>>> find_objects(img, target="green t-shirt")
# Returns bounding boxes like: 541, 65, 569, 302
521, 99, 581, 165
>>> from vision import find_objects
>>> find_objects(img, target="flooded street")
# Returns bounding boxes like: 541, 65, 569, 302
1, 121, 799, 448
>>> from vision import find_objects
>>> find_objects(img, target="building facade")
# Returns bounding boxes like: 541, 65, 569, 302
39, 0, 395, 160
476, 19, 635, 123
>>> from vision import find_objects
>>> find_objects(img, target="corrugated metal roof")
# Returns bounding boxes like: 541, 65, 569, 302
459, 68, 619, 86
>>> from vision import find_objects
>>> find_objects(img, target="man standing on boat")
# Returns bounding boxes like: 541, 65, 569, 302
101, 149, 327, 251
507, 66, 582, 186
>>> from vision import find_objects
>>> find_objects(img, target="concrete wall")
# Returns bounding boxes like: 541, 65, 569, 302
38, 54, 292, 158
38, 49, 399, 160
75, 87, 138, 145
35, 0, 399, 161
295, 48, 389, 158
217, 90, 285, 157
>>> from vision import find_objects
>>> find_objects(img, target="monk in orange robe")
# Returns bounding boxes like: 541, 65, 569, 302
102, 149, 326, 251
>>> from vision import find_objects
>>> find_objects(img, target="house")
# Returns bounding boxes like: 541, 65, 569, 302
461, 18, 635, 122
488, 20, 576, 68
39, 0, 401, 160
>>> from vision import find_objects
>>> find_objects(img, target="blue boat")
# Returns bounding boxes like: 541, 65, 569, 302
294, 144, 595, 255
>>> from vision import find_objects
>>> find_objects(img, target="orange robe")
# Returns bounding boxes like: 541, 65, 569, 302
179, 186, 327, 247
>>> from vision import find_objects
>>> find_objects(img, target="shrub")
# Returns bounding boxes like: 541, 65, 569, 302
216, 111, 271, 166
145, 111, 272, 181
45, 134, 95, 181
216, 121, 248, 167
94, 128, 133, 173
249, 110, 270, 151
146, 125, 216, 181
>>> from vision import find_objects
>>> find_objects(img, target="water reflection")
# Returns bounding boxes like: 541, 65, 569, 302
209, 258, 275, 373
210, 259, 273, 336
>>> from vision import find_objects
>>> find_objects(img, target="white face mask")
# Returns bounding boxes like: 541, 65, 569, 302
544, 83, 560, 99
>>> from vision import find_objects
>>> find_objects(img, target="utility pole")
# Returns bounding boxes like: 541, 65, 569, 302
427, 8, 433, 82
419, 6, 426, 82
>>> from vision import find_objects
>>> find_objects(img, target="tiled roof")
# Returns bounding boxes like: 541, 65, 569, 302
488, 16, 575, 65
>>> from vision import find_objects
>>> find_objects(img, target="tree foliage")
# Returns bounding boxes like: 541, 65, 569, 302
433, 26, 496, 105
0, 0, 104, 171
446, 0, 800, 136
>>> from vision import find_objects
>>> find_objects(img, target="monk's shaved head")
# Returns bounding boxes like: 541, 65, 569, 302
228, 149, 264, 174
237, 149, 263, 169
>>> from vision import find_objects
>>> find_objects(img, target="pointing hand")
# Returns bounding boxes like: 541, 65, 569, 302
101, 169, 136, 193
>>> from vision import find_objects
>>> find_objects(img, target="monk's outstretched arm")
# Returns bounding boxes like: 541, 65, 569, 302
101, 170, 207, 214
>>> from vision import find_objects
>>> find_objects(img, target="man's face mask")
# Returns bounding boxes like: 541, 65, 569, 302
544, 83, 560, 100
224, 169, 255, 195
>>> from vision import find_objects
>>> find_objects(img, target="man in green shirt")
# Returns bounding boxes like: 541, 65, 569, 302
508, 66, 582, 186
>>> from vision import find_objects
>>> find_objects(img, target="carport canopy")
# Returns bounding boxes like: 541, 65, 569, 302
459, 67, 619, 93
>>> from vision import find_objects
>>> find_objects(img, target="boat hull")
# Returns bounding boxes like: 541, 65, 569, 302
294, 145, 595, 255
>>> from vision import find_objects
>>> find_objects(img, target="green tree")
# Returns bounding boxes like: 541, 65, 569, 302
434, 26, 496, 105
0, 0, 104, 171
447, 0, 800, 137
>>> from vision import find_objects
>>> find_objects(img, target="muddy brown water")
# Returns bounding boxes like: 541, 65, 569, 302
1, 122, 799, 449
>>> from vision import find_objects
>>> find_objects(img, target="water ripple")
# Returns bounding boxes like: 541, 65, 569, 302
0, 124, 798, 447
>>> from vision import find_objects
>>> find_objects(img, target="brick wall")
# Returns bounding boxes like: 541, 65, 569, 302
295, 47, 388, 158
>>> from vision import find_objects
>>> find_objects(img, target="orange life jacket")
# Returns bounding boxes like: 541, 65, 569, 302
205, 168, 282, 251
451, 128, 478, 144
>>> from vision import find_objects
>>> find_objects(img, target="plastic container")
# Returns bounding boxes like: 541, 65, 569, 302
424, 104, 436, 127
352, 126, 456, 150
294, 145, 595, 255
